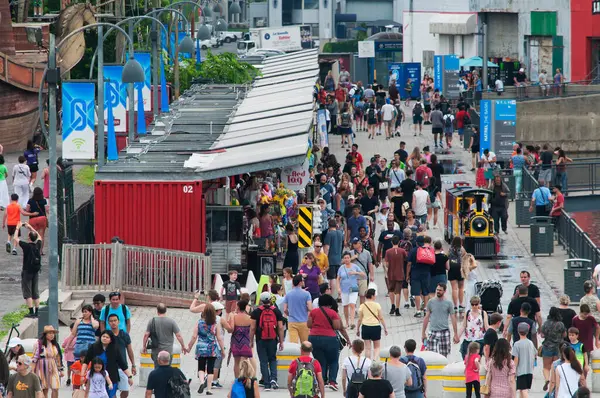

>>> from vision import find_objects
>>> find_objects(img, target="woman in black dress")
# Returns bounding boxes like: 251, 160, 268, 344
283, 223, 299, 274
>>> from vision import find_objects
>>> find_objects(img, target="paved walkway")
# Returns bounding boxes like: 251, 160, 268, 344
44, 106, 572, 397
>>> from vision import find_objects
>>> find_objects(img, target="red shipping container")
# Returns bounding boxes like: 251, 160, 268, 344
95, 180, 205, 253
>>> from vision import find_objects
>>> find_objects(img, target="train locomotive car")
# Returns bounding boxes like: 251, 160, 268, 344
444, 184, 499, 258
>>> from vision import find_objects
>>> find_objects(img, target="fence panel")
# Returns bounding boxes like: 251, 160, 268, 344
61, 244, 116, 291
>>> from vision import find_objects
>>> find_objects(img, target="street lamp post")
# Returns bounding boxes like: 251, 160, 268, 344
40, 23, 144, 329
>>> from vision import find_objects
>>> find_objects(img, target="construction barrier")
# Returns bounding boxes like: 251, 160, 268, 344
379, 347, 448, 396
592, 349, 600, 393
276, 342, 301, 383
442, 361, 487, 398
138, 345, 182, 387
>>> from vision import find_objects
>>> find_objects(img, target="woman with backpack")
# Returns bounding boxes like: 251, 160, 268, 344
228, 358, 260, 398
342, 339, 371, 398
339, 103, 353, 149
447, 237, 467, 313
187, 304, 226, 395
457, 296, 489, 359
367, 103, 377, 140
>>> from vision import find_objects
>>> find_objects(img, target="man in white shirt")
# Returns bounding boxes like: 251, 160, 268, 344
495, 78, 504, 95
381, 98, 397, 140
412, 182, 431, 226
538, 69, 548, 96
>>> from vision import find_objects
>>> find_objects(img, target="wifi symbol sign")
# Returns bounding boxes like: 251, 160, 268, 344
72, 138, 86, 150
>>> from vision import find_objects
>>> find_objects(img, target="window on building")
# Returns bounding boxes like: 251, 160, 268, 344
594, 0, 600, 14
293, 0, 320, 9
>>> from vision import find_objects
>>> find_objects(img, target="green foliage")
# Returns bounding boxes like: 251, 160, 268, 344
166, 51, 261, 92
356, 23, 368, 41
323, 40, 358, 53
75, 166, 96, 187
0, 306, 31, 341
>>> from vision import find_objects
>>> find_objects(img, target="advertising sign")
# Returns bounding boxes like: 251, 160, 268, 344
62, 82, 96, 159
126, 52, 151, 111
317, 109, 328, 148
300, 25, 313, 49
358, 41, 375, 58
388, 62, 402, 93
434, 55, 442, 91
479, 99, 517, 160
104, 65, 127, 133
282, 161, 310, 190
389, 62, 422, 99
443, 55, 461, 99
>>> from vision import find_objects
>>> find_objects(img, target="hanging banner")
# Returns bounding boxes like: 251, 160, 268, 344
62, 82, 96, 159
480, 100, 491, 154
317, 109, 328, 148
126, 52, 151, 111
103, 65, 127, 133
281, 161, 310, 191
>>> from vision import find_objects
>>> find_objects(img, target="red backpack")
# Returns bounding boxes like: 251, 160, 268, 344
259, 305, 277, 340
415, 165, 431, 188
416, 246, 435, 265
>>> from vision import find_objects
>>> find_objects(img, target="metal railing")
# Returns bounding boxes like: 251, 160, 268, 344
482, 80, 600, 102
522, 169, 600, 263
522, 160, 600, 194
61, 243, 212, 297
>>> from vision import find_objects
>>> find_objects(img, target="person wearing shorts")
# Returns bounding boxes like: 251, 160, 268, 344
407, 236, 435, 317
337, 252, 365, 329
412, 101, 424, 136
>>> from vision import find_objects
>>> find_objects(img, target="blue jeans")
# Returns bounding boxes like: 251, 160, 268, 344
257, 339, 278, 383
555, 172, 568, 193
513, 168, 522, 194
308, 335, 340, 384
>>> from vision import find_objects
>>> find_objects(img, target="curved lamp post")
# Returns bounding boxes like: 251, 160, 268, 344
39, 23, 143, 331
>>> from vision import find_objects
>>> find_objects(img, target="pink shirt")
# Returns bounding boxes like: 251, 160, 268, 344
464, 354, 480, 383
43, 168, 49, 198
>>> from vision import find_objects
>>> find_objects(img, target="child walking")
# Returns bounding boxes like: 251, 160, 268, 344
62, 323, 76, 386
464, 342, 481, 398
70, 350, 86, 391
86, 357, 113, 398
513, 323, 537, 398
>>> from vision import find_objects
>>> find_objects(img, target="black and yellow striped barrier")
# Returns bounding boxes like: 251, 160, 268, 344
592, 350, 600, 393
298, 206, 313, 248
139, 346, 182, 387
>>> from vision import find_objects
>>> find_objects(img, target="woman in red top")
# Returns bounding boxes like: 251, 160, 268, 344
308, 294, 350, 391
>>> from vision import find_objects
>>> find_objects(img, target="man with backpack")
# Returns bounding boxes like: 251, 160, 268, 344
250, 291, 285, 390
16, 222, 42, 318
287, 341, 326, 398
400, 339, 427, 398
406, 235, 435, 317
414, 160, 432, 190
99, 291, 132, 333
146, 351, 190, 398
412, 100, 424, 136
429, 105, 444, 148
455, 105, 470, 145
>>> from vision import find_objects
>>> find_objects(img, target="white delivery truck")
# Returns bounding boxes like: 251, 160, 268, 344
237, 26, 303, 55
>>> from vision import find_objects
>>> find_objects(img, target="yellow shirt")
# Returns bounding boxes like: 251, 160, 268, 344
314, 251, 329, 273
359, 301, 381, 326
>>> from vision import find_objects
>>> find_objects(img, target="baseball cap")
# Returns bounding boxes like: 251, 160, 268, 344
382, 203, 390, 209
348, 195, 355, 200
260, 292, 272, 303
8, 337, 23, 348
519, 68, 524, 72
17, 354, 31, 367
212, 302, 225, 311
517, 322, 530, 334
351, 237, 360, 244
370, 157, 377, 163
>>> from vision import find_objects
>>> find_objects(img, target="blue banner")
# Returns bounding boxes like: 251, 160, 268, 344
126, 52, 151, 112
161, 31, 192, 63
494, 99, 517, 121
480, 100, 492, 154
434, 55, 442, 91
388, 63, 402, 93
404, 63, 422, 99
317, 109, 328, 148
104, 65, 127, 133
62, 82, 96, 159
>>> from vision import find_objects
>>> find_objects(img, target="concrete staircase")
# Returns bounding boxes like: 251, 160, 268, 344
39, 289, 101, 325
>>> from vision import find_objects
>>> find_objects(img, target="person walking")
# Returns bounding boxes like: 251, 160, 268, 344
429, 241, 448, 299
382, 345, 413, 398
359, 362, 394, 398
287, 342, 325, 397
483, 338, 516, 398
25, 188, 48, 255
24, 140, 41, 187
282, 274, 312, 344
349, 239, 374, 305
82, 331, 133, 398
511, 148, 526, 194
107, 315, 136, 398
357, 289, 388, 360
579, 281, 600, 323
188, 303, 226, 395
70, 304, 99, 357
99, 292, 132, 333
229, 300, 256, 378
555, 346, 586, 398
464, 342, 481, 398
483, 314, 503, 362
430, 105, 444, 148
146, 351, 189, 398
283, 224, 299, 274
32, 325, 63, 398
447, 237, 466, 312
489, 175, 510, 234
421, 283, 459, 358
469, 127, 481, 171
554, 149, 572, 194
342, 339, 370, 398
324, 219, 344, 299
6, 355, 42, 398
250, 292, 285, 391
338, 252, 366, 328
407, 236, 435, 317
400, 339, 427, 398
16, 222, 42, 318
412, 183, 430, 227
529, 180, 552, 217
513, 323, 537, 397
142, 303, 186, 368
0, 155, 9, 210
385, 236, 408, 316
540, 307, 566, 391
458, 296, 489, 359
299, 253, 322, 301
308, 294, 347, 391
12, 156, 30, 209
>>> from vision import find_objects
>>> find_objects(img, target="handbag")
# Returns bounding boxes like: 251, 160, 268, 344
320, 307, 347, 351
544, 189, 553, 212
480, 363, 492, 395
146, 318, 158, 350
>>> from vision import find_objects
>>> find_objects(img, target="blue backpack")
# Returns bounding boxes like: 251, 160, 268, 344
402, 356, 424, 393
231, 379, 246, 398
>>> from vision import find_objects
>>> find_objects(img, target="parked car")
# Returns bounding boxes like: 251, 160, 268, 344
250, 48, 286, 57
218, 31, 243, 43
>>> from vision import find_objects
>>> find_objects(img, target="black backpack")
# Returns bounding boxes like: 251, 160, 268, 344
347, 357, 367, 398
444, 116, 453, 128
168, 372, 191, 398
27, 242, 42, 273
368, 108, 376, 123
413, 103, 423, 116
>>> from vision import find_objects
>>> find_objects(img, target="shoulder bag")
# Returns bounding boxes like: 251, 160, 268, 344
480, 363, 492, 395
146, 317, 158, 350
319, 307, 347, 351
544, 188, 553, 213
559, 365, 579, 398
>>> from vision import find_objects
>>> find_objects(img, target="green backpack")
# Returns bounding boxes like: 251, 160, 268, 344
292, 359, 318, 397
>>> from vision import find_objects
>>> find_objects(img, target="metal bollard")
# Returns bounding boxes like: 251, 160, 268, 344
277, 342, 301, 384
139, 345, 182, 387
592, 350, 600, 392
442, 361, 487, 398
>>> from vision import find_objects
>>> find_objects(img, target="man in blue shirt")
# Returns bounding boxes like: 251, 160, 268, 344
282, 275, 312, 344
529, 181, 552, 217
346, 205, 367, 245
100, 291, 132, 333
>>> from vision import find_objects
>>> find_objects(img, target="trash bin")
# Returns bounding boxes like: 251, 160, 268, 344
463, 125, 473, 150
37, 306, 49, 336
564, 259, 592, 303
515, 193, 532, 227
499, 169, 516, 200
530, 216, 554, 256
